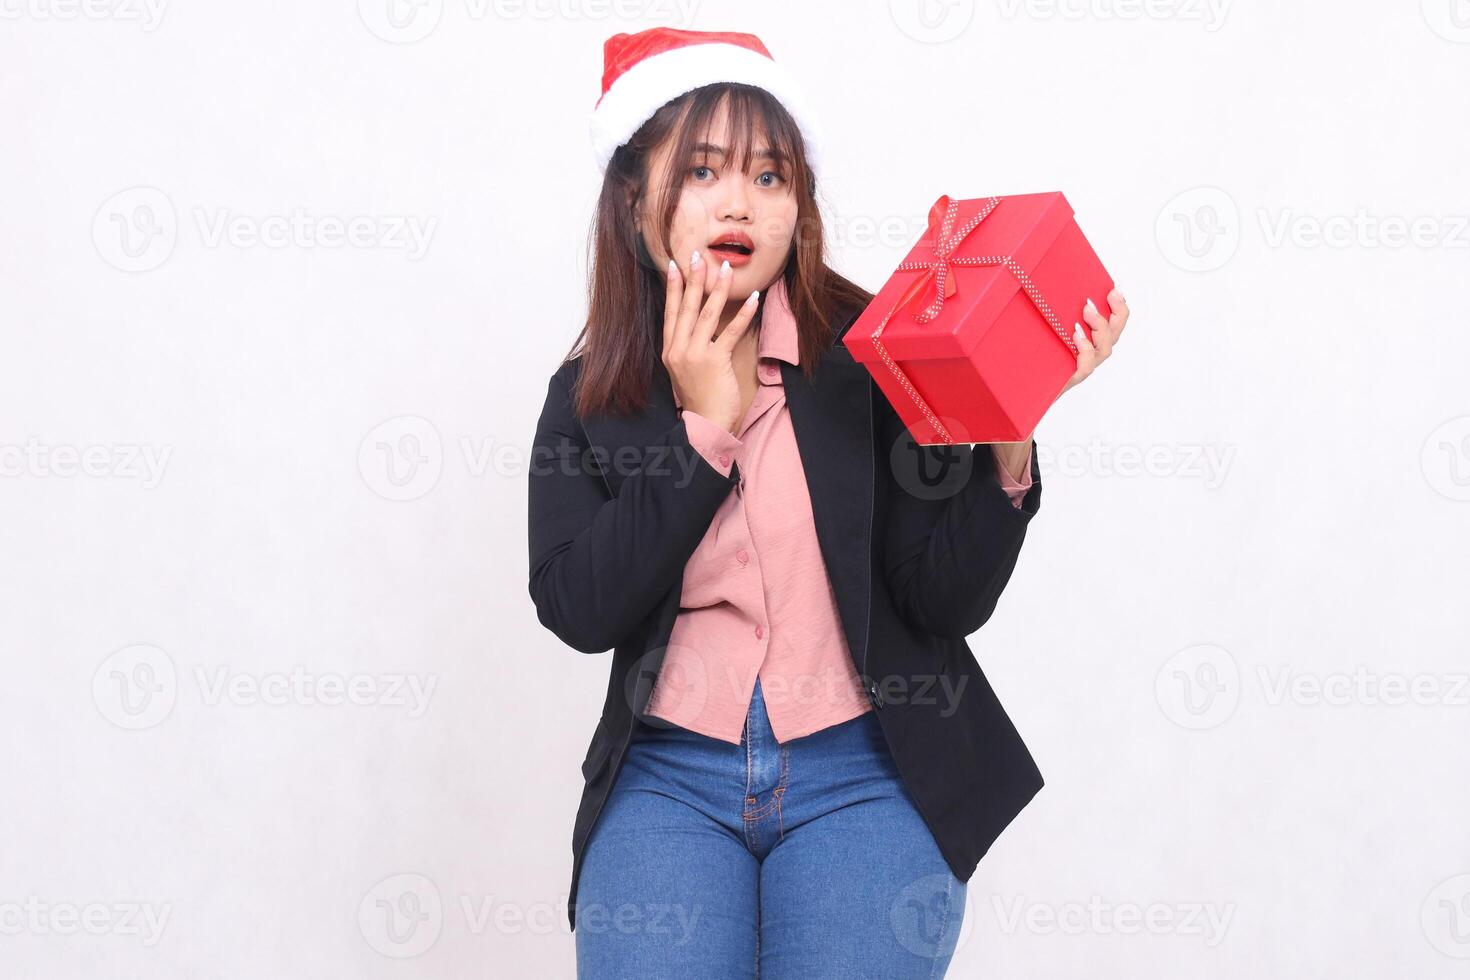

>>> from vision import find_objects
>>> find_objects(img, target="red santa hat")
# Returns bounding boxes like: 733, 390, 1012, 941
589, 27, 824, 175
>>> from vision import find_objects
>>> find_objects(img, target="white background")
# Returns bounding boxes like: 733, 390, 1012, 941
3, 1, 1468, 977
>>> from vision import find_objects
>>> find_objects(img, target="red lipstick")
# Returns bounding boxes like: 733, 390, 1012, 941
708, 229, 755, 268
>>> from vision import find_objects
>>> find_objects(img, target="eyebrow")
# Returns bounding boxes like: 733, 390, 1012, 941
691, 142, 782, 161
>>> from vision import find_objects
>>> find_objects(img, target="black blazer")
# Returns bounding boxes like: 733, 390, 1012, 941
527, 306, 1045, 933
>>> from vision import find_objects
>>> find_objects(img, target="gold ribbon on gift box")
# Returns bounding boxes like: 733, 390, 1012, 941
869, 195, 1080, 445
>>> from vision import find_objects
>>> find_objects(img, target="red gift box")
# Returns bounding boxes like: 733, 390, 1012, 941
846, 192, 1114, 445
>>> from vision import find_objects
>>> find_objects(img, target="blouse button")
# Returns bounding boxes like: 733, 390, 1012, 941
717, 454, 730, 467
736, 549, 749, 565
755, 625, 765, 640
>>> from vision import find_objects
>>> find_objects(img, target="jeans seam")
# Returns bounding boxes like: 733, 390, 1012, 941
754, 885, 761, 979
742, 746, 790, 820
743, 708, 757, 849
928, 875, 954, 980
774, 747, 789, 841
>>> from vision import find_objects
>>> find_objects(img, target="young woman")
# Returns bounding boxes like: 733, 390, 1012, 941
528, 27, 1128, 978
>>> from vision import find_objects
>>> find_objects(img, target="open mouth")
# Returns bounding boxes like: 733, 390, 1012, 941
708, 231, 755, 260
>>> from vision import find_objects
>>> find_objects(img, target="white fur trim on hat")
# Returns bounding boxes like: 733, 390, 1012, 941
589, 42, 824, 175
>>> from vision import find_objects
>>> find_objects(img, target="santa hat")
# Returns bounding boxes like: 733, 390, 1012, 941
589, 27, 823, 175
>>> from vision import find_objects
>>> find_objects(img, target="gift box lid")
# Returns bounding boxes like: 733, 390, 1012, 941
852, 191, 1075, 363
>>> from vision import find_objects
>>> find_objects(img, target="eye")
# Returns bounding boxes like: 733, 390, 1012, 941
690, 165, 715, 181
756, 170, 786, 188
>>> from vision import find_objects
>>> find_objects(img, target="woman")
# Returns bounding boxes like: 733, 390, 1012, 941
528, 27, 1128, 978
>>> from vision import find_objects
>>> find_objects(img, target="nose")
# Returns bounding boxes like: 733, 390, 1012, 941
718, 172, 753, 223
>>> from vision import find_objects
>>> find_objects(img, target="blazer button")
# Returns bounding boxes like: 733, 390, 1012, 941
736, 549, 749, 566
755, 625, 765, 640
867, 683, 884, 709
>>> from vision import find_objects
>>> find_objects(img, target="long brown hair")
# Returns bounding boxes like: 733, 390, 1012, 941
565, 81, 873, 420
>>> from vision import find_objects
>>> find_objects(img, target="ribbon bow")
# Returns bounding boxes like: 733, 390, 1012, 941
869, 195, 1080, 445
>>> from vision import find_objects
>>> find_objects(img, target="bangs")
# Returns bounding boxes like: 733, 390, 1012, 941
677, 84, 801, 174
647, 83, 808, 225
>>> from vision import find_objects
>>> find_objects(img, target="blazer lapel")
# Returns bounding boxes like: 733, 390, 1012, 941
781, 341, 875, 679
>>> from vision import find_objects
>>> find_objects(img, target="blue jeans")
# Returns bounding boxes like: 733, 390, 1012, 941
574, 676, 967, 978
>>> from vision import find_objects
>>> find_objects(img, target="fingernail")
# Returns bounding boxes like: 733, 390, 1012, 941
1074, 322, 1086, 341
691, 250, 701, 265
747, 289, 760, 304
720, 259, 731, 277
668, 259, 677, 276
1085, 297, 1096, 313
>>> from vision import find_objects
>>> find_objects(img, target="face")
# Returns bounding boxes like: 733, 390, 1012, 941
634, 99, 798, 309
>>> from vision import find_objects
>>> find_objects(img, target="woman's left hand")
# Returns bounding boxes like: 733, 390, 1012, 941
1059, 287, 1129, 397
993, 287, 1130, 480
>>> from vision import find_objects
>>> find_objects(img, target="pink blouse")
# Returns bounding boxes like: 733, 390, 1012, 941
644, 276, 1034, 745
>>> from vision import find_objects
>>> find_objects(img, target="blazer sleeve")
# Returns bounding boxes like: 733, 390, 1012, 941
527, 368, 740, 653
879, 391, 1042, 639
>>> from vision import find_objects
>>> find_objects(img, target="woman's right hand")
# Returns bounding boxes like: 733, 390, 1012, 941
662, 250, 760, 435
